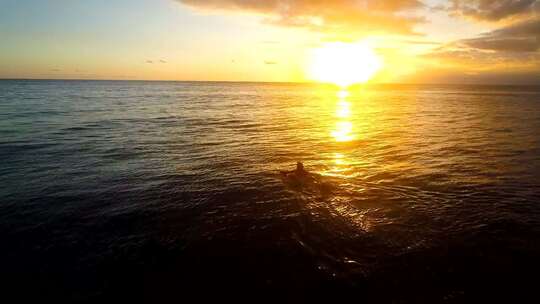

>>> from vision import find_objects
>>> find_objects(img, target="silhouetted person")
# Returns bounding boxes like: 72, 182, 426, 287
295, 162, 307, 176
281, 162, 332, 195
281, 162, 310, 184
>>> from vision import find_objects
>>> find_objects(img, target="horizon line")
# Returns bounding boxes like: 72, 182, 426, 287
0, 78, 539, 87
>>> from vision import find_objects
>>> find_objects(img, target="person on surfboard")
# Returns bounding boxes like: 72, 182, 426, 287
281, 162, 307, 176
281, 162, 312, 184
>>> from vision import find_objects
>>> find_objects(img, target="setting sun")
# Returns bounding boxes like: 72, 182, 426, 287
308, 42, 383, 87
2, 1, 540, 302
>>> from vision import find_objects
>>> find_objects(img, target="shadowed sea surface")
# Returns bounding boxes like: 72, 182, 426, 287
1, 80, 540, 302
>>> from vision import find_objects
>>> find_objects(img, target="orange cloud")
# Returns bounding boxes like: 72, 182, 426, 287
426, 15, 540, 67
178, 0, 425, 35
460, 17, 540, 52
448, 0, 538, 22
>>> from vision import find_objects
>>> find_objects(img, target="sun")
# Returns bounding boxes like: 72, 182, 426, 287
308, 41, 383, 87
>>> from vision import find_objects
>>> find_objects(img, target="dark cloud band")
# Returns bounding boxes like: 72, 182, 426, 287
449, 0, 538, 21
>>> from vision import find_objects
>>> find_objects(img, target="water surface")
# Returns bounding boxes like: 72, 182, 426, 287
1, 80, 540, 302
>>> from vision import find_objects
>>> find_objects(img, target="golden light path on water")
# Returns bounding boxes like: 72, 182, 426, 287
329, 90, 356, 176
307, 40, 383, 183
318, 88, 378, 232
281, 83, 406, 233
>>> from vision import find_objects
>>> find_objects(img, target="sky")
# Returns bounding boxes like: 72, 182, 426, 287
0, 0, 539, 84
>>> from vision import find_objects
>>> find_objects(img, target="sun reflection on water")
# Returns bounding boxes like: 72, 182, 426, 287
336, 100, 351, 118
332, 121, 355, 142
328, 152, 353, 177
302, 87, 380, 232
331, 90, 356, 142
325, 89, 358, 178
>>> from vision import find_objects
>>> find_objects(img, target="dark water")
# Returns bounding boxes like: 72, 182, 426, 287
1, 80, 540, 302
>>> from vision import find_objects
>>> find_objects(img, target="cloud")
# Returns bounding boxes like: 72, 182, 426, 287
146, 59, 167, 64
178, 0, 426, 35
426, 47, 539, 64
410, 66, 540, 84
463, 37, 539, 51
424, 16, 540, 78
397, 39, 443, 45
461, 17, 540, 52
422, 46, 540, 84
264, 60, 278, 65
489, 15, 540, 36
424, 18, 540, 84
448, 0, 539, 21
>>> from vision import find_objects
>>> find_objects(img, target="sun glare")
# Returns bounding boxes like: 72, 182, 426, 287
309, 41, 382, 87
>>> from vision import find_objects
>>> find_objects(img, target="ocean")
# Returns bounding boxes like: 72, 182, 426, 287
1, 80, 540, 302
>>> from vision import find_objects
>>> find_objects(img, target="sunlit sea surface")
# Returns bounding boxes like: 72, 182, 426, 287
1, 80, 540, 302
